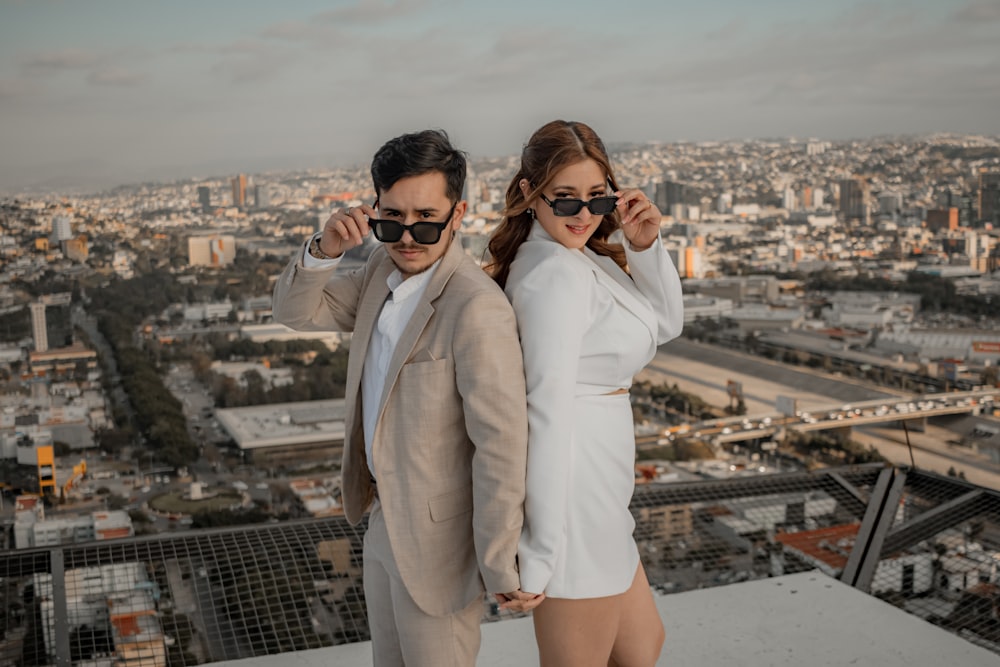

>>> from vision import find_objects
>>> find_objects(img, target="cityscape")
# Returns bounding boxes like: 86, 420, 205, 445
2, 131, 1000, 665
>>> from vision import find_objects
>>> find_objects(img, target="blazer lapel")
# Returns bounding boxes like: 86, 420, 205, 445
344, 252, 394, 440
375, 236, 464, 420
583, 246, 659, 344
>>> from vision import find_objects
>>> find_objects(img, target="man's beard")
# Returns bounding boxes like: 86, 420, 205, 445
390, 244, 433, 276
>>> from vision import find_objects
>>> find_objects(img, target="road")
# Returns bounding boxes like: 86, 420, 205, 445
853, 423, 1000, 491
642, 338, 904, 416
643, 338, 1000, 490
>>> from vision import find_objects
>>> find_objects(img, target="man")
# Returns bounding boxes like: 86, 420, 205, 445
272, 130, 540, 666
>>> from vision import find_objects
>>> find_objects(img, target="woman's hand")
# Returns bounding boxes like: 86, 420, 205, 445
616, 188, 661, 251
495, 589, 545, 613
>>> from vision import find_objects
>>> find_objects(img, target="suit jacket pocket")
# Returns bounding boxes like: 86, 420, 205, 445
428, 484, 473, 523
398, 357, 449, 379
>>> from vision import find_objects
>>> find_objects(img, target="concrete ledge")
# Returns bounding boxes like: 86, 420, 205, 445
215, 571, 999, 666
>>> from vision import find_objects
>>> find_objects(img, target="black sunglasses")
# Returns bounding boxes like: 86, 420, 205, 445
539, 193, 618, 217
370, 203, 457, 245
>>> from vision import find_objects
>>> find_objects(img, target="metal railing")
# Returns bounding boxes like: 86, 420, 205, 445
2, 462, 999, 665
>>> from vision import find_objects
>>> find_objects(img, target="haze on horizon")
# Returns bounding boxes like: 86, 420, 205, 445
1, 0, 999, 194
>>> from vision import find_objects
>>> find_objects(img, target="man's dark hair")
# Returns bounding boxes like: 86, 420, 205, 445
371, 129, 467, 203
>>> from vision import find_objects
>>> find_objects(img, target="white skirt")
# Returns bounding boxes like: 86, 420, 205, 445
540, 392, 640, 599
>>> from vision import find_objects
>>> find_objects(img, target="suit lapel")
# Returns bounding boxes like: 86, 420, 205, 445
375, 236, 464, 421
344, 252, 394, 456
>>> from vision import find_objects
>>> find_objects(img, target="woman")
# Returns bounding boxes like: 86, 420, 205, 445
487, 120, 683, 666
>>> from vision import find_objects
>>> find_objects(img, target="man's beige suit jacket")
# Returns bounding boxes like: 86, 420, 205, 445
273, 238, 527, 616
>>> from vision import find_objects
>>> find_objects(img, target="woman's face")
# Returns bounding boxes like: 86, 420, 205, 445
523, 158, 610, 251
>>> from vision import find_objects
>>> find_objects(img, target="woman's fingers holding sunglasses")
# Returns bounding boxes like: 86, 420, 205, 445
616, 189, 655, 225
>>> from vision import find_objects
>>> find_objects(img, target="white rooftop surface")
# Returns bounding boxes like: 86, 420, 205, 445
214, 399, 346, 450
212, 571, 999, 666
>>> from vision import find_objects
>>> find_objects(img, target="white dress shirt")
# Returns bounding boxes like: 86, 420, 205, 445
302, 234, 440, 477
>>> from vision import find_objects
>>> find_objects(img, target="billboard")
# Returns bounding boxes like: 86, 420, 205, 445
776, 395, 798, 417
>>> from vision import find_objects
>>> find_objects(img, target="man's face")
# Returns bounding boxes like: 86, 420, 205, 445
376, 172, 465, 279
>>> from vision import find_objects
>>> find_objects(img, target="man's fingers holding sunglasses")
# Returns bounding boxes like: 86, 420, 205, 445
343, 205, 373, 236
324, 207, 370, 251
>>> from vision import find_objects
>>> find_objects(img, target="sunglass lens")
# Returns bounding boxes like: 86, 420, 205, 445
589, 197, 618, 215
411, 224, 441, 244
552, 199, 584, 216
373, 221, 402, 242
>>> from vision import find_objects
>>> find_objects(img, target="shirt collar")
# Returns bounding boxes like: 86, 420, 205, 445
386, 259, 441, 301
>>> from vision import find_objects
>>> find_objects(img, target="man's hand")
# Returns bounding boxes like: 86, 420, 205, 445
495, 589, 545, 613
318, 204, 375, 258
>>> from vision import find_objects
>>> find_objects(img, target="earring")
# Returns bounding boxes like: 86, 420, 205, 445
526, 208, 535, 219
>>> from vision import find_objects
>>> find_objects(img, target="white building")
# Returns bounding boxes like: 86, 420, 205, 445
214, 399, 347, 468
30, 302, 48, 352
52, 215, 73, 242
240, 323, 343, 349
33, 562, 165, 666
183, 301, 233, 321
682, 295, 735, 323
16, 509, 134, 549
188, 234, 236, 267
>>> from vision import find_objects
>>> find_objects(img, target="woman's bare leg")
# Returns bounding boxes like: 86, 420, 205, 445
533, 595, 619, 667
608, 565, 664, 667
533, 565, 665, 667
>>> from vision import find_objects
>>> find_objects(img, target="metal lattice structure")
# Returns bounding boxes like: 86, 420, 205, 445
2, 462, 999, 666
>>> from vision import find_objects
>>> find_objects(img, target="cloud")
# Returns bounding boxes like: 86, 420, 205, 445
210, 50, 296, 84
640, 3, 998, 110
0, 77, 31, 98
87, 67, 145, 87
259, 21, 314, 41
316, 0, 433, 25
218, 38, 270, 55
705, 19, 746, 42
22, 48, 99, 72
953, 1, 1000, 22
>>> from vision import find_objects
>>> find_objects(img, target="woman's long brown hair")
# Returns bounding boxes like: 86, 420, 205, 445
486, 120, 627, 288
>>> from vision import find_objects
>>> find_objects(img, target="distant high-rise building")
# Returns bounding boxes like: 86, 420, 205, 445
943, 191, 974, 227
188, 235, 236, 267
198, 186, 212, 213
254, 184, 271, 209
52, 216, 73, 242
717, 192, 733, 214
30, 302, 48, 353
231, 174, 247, 208
463, 165, 480, 213
65, 235, 88, 262
782, 188, 796, 211
926, 208, 959, 232
666, 241, 703, 279
655, 180, 685, 213
812, 188, 825, 210
879, 192, 903, 216
838, 177, 870, 221
806, 141, 828, 156
977, 170, 1000, 225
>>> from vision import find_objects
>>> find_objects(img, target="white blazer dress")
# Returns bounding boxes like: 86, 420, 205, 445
505, 222, 684, 598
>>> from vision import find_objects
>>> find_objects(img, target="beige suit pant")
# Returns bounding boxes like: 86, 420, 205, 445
364, 503, 483, 667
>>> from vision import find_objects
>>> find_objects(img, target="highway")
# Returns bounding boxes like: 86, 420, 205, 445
640, 338, 1000, 489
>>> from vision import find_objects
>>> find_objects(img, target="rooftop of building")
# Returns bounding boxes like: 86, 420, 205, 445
214, 399, 346, 450
212, 571, 999, 667
4, 463, 1000, 666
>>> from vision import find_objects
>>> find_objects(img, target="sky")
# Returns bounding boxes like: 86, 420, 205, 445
1, 0, 998, 193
